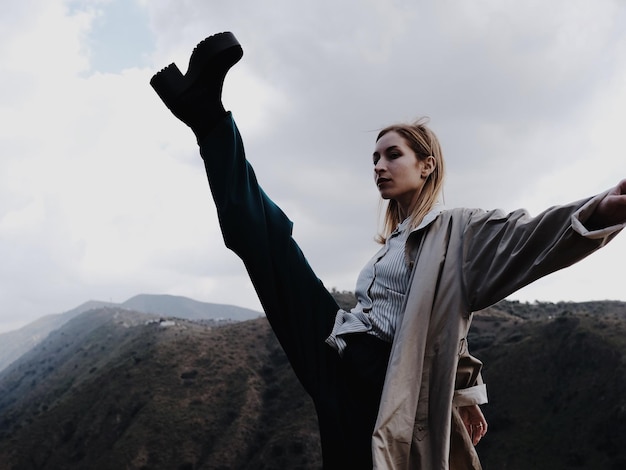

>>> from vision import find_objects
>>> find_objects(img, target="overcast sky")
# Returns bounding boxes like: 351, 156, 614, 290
1, 0, 625, 333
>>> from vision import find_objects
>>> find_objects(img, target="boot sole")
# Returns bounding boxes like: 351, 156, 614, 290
187, 32, 242, 85
150, 64, 185, 106
150, 32, 242, 108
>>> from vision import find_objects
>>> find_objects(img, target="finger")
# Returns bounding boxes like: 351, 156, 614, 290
470, 422, 485, 445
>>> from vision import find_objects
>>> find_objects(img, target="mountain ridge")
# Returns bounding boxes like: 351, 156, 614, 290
0, 307, 320, 469
0, 294, 262, 373
1, 298, 626, 468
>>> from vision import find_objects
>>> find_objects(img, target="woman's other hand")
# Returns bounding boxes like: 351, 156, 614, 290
459, 404, 488, 445
588, 179, 626, 229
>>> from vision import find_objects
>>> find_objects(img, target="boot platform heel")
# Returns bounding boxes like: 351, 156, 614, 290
150, 64, 186, 108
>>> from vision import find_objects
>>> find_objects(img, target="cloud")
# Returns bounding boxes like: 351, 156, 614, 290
0, 0, 625, 332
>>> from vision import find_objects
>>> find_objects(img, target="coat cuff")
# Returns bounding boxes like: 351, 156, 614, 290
572, 190, 626, 242
453, 383, 488, 407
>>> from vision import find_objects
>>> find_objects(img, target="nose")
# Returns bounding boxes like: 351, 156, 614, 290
374, 159, 385, 174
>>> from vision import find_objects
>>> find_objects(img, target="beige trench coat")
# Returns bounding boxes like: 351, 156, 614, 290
372, 191, 623, 469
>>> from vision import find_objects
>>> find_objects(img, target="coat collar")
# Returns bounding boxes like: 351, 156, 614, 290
410, 202, 446, 233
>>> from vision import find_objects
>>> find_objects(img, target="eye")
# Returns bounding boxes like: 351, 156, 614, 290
373, 154, 380, 165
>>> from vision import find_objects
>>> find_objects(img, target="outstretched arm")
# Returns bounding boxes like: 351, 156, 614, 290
587, 179, 626, 229
462, 185, 624, 311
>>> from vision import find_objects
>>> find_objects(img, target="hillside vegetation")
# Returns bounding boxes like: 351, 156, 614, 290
0, 298, 625, 469
0, 294, 261, 373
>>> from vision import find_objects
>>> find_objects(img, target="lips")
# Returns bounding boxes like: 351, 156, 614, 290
377, 177, 391, 187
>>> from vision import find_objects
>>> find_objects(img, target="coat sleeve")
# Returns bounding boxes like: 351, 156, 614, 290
461, 191, 624, 312
452, 348, 488, 407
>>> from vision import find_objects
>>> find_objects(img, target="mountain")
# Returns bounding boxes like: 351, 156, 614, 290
0, 295, 262, 373
0, 307, 319, 470
473, 300, 626, 470
121, 294, 262, 322
0, 300, 116, 373
1, 298, 626, 469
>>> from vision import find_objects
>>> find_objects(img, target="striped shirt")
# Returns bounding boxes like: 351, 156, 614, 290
325, 217, 412, 355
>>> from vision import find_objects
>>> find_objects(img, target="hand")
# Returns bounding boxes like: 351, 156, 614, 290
459, 404, 488, 445
588, 179, 626, 229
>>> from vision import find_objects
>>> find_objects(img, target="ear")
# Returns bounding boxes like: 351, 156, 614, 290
421, 155, 436, 178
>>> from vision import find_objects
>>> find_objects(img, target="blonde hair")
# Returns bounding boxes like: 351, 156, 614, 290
375, 117, 445, 244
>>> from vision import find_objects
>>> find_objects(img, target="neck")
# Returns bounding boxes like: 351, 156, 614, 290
397, 192, 423, 221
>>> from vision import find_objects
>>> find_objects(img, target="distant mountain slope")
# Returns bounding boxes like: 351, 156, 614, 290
472, 300, 626, 470
0, 295, 263, 373
0, 307, 319, 470
122, 293, 262, 322
0, 300, 116, 373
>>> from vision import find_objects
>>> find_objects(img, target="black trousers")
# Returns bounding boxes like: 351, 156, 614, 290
339, 334, 392, 466
200, 114, 391, 469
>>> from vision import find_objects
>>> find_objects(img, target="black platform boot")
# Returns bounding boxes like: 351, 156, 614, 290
150, 32, 243, 142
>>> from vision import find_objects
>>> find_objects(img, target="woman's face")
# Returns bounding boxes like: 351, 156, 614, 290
373, 131, 433, 216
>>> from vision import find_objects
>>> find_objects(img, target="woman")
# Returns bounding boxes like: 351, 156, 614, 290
150, 32, 626, 469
